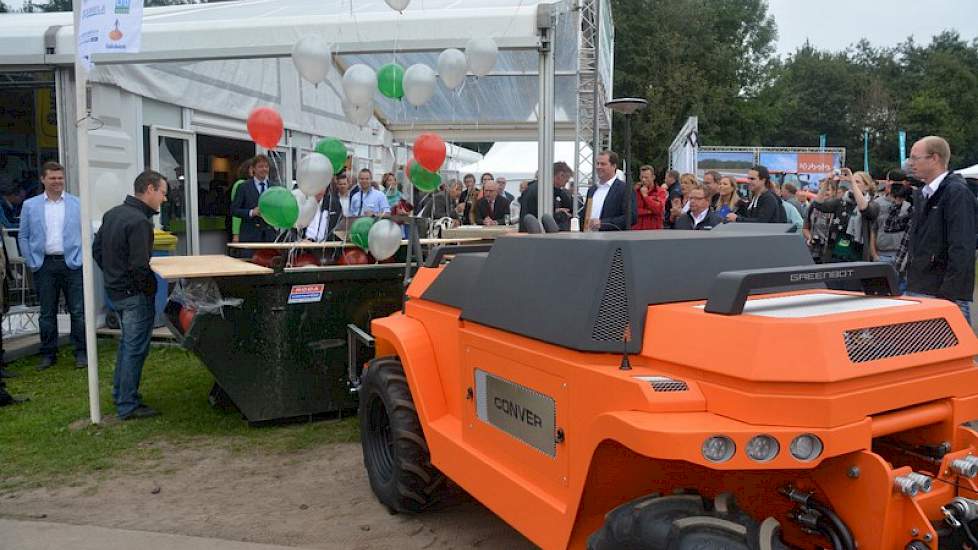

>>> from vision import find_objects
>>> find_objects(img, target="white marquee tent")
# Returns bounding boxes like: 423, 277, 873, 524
958, 164, 978, 179
460, 141, 593, 183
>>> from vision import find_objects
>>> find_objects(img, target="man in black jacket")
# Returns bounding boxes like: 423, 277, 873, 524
475, 181, 511, 225
906, 136, 977, 322
585, 150, 637, 231
519, 161, 575, 231
673, 185, 723, 230
726, 165, 786, 224
93, 170, 168, 420
229, 155, 277, 243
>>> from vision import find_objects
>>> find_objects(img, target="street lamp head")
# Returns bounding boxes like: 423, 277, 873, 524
605, 97, 648, 115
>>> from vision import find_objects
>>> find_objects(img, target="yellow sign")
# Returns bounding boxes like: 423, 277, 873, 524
35, 88, 59, 150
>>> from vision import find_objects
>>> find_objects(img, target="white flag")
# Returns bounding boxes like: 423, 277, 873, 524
77, 0, 144, 71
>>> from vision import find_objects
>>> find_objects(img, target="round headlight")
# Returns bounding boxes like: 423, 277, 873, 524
790, 434, 823, 462
701, 435, 736, 463
746, 435, 780, 462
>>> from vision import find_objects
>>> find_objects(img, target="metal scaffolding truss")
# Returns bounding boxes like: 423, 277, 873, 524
573, 0, 612, 190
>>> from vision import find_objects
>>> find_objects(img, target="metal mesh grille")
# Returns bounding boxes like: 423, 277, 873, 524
591, 248, 629, 342
844, 318, 958, 363
645, 376, 688, 392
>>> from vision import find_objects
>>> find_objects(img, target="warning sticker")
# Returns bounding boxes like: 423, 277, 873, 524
288, 284, 325, 304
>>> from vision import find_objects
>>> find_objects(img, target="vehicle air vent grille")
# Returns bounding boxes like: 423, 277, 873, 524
591, 248, 629, 342
640, 376, 689, 392
844, 318, 957, 363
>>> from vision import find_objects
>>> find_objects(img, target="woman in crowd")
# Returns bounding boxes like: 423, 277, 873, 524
382, 172, 400, 207
714, 175, 744, 220
809, 168, 879, 263
803, 178, 839, 262
668, 173, 699, 225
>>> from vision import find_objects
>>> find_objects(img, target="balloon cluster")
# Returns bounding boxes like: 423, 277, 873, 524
407, 133, 446, 193
349, 217, 402, 261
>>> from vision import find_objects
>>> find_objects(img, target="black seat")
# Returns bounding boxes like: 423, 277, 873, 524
540, 213, 560, 233
522, 214, 544, 234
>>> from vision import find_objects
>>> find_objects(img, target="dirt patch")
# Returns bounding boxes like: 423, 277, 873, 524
0, 441, 536, 549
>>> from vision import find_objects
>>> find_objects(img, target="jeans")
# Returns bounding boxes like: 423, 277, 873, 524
876, 252, 908, 294
905, 291, 971, 324
112, 293, 155, 418
35, 256, 85, 360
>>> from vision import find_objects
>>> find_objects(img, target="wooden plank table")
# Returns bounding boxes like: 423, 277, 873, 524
225, 237, 484, 250
151, 255, 273, 280
440, 225, 517, 240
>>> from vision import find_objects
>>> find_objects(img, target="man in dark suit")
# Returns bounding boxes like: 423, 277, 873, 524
519, 161, 575, 231
726, 165, 786, 224
906, 135, 977, 322
230, 154, 278, 243
584, 150, 637, 231
673, 185, 723, 230
475, 181, 511, 225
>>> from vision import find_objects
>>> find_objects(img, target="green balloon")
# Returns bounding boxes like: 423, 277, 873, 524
258, 186, 299, 229
377, 63, 405, 100
315, 138, 347, 175
408, 159, 441, 193
350, 217, 376, 250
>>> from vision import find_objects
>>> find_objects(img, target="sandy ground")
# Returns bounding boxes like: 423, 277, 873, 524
0, 442, 537, 550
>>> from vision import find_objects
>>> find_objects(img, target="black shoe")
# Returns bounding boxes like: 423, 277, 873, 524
75, 356, 88, 369
35, 357, 56, 371
120, 405, 159, 421
0, 368, 16, 378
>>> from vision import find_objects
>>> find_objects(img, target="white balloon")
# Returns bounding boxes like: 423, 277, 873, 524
403, 64, 437, 107
342, 64, 377, 107
291, 36, 332, 85
437, 48, 467, 90
367, 219, 402, 261
385, 0, 410, 12
297, 152, 333, 197
342, 98, 373, 126
292, 189, 319, 229
465, 37, 498, 78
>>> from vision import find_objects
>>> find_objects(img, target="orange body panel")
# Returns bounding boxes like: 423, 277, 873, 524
371, 277, 978, 550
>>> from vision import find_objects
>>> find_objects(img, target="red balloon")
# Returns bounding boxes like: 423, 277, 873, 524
414, 133, 446, 172
337, 248, 371, 265
292, 253, 319, 267
179, 307, 196, 333
247, 107, 284, 149
249, 249, 279, 267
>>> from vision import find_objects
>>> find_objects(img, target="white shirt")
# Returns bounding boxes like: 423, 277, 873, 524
923, 171, 949, 199
254, 179, 269, 194
590, 176, 615, 220
43, 192, 66, 255
305, 201, 329, 242
338, 193, 352, 217
690, 208, 709, 227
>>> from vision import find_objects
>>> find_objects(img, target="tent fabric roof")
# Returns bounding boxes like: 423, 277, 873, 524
459, 141, 592, 182
0, 0, 594, 141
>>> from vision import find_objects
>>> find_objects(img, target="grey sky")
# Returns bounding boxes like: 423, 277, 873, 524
5, 0, 977, 59
769, 0, 978, 57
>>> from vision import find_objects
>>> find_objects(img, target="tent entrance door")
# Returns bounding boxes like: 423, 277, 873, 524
150, 126, 199, 255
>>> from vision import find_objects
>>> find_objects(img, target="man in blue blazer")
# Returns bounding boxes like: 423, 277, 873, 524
229, 154, 278, 243
584, 150, 637, 231
18, 161, 86, 370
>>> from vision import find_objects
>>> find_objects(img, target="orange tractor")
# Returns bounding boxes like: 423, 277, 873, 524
355, 230, 978, 549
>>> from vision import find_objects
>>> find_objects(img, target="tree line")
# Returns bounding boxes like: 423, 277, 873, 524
610, 0, 978, 177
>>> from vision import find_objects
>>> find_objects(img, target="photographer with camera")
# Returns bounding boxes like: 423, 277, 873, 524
803, 178, 840, 262
870, 171, 913, 291
904, 136, 977, 323
808, 168, 880, 265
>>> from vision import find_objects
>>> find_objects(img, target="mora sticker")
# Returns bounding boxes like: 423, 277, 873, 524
288, 284, 325, 304
475, 369, 557, 457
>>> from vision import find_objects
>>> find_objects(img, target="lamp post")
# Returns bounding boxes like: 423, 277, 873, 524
605, 98, 648, 231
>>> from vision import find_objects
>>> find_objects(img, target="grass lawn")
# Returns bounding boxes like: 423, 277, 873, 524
0, 340, 358, 491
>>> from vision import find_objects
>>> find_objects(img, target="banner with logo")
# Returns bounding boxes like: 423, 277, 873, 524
77, 0, 144, 70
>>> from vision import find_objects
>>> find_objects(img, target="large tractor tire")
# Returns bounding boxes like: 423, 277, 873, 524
588, 492, 791, 550
359, 356, 446, 513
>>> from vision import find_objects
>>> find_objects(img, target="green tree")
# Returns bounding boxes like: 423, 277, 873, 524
0, 2, 8, 13
609, 0, 777, 174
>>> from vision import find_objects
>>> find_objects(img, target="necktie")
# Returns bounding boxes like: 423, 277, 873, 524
259, 181, 266, 194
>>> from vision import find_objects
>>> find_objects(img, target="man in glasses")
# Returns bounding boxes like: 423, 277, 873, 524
905, 136, 977, 323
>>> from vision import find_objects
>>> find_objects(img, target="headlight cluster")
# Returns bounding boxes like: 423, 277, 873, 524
700, 433, 823, 463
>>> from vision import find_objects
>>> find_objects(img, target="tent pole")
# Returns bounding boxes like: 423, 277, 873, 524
537, 14, 555, 219
74, 3, 102, 425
